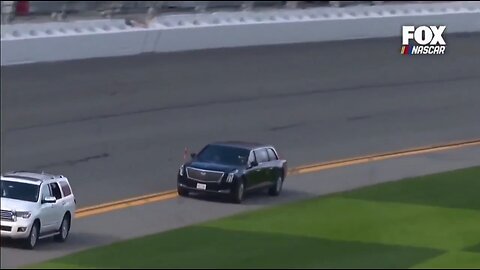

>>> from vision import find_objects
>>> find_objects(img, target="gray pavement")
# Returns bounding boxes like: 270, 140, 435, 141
2, 34, 480, 207
2, 19, 480, 268
1, 143, 479, 268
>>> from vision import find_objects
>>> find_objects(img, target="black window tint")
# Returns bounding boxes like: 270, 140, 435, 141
196, 145, 250, 166
267, 148, 278, 161
254, 149, 269, 163
60, 181, 72, 197
1, 181, 40, 203
49, 182, 62, 200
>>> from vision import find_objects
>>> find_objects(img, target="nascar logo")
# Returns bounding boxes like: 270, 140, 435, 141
401, 26, 446, 55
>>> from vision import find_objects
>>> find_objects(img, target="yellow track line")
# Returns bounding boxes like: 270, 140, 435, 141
288, 138, 480, 175
75, 190, 178, 218
75, 138, 480, 219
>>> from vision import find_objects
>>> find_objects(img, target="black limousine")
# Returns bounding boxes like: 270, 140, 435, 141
177, 141, 288, 203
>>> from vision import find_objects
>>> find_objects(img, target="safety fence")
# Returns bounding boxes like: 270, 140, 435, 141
1, 1, 479, 66
2, 1, 397, 24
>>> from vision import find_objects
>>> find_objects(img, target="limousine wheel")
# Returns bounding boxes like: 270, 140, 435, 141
232, 180, 245, 204
268, 175, 283, 196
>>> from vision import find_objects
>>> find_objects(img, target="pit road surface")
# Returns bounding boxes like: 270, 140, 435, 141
2, 33, 479, 208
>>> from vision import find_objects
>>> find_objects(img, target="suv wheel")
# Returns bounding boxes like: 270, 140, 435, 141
24, 221, 39, 250
54, 214, 70, 242
268, 175, 283, 196
232, 180, 245, 204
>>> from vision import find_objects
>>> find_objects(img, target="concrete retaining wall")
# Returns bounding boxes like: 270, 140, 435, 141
1, 1, 479, 65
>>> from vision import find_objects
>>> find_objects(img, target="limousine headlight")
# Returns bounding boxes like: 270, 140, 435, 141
226, 169, 238, 183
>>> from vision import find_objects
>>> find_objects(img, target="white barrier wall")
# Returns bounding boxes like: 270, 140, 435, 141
1, 20, 156, 65
1, 1, 480, 65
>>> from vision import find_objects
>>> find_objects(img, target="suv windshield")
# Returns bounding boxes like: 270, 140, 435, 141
1, 180, 40, 203
196, 145, 250, 166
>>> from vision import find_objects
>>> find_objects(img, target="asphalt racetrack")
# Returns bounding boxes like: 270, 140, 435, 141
2, 33, 480, 209
1, 33, 480, 268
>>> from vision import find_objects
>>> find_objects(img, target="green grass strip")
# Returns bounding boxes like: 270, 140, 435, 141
29, 166, 480, 269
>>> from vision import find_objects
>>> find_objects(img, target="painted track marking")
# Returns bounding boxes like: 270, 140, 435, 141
75, 138, 480, 219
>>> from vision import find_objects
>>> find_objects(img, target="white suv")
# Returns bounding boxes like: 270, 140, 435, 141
1, 171, 76, 249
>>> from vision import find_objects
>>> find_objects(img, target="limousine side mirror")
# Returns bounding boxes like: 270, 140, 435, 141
190, 153, 197, 158
42, 196, 56, 204
250, 161, 258, 168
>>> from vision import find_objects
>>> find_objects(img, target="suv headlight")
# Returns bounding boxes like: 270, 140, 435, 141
14, 211, 31, 219
179, 165, 184, 176
226, 169, 238, 183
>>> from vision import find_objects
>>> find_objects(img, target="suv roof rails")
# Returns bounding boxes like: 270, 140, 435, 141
2, 170, 61, 179
2, 171, 66, 180
2, 173, 44, 182
6, 170, 43, 174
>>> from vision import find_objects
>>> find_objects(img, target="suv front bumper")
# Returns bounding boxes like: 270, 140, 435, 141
1, 219, 32, 239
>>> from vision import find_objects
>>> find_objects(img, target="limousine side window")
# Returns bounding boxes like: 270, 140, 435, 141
267, 148, 278, 161
254, 148, 269, 163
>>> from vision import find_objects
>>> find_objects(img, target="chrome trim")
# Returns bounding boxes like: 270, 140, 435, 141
250, 146, 281, 164
226, 172, 236, 183
0, 210, 15, 222
179, 183, 231, 194
186, 167, 225, 183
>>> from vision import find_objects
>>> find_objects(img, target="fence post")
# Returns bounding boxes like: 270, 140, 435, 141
241, 1, 254, 11
15, 0, 28, 15
1, 1, 16, 24
285, 1, 300, 9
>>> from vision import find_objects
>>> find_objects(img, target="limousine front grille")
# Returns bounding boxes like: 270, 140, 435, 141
186, 167, 224, 183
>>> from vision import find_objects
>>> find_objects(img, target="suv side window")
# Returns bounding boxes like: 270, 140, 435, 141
59, 181, 72, 197
267, 148, 278, 161
49, 182, 63, 200
40, 184, 51, 200
254, 148, 269, 163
